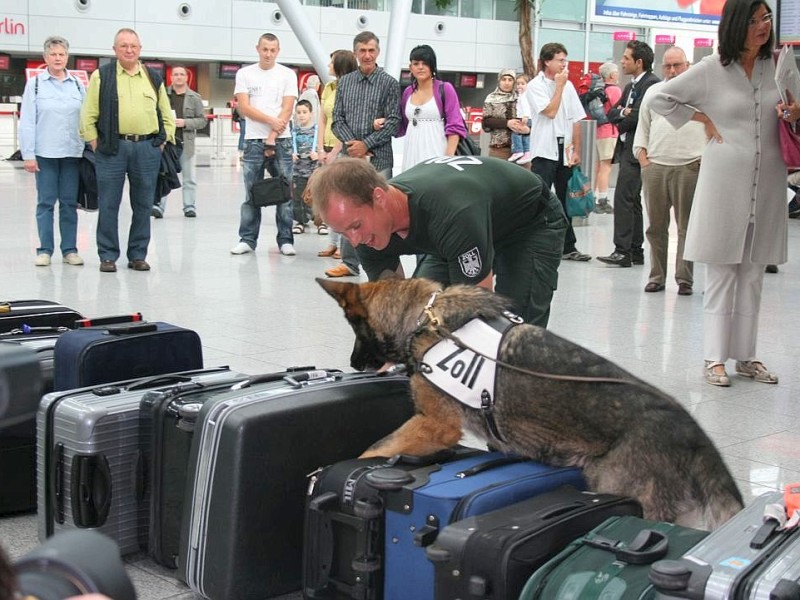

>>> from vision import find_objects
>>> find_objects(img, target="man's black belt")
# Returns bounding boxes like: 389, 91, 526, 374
118, 133, 157, 142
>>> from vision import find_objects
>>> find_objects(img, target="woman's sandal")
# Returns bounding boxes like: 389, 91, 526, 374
292, 223, 305, 234
317, 246, 338, 257
317, 224, 329, 235
735, 360, 778, 384
704, 361, 730, 387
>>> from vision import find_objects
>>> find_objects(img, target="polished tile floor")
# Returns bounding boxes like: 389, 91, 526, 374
1, 154, 799, 599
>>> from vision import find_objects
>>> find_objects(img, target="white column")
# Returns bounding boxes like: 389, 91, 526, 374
384, 0, 413, 80
276, 0, 334, 83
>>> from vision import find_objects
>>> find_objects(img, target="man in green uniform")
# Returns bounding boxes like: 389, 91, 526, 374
310, 156, 567, 326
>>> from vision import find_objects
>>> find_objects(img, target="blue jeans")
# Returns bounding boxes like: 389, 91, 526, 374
156, 150, 196, 213
511, 132, 529, 154
95, 139, 161, 262
239, 138, 294, 249
34, 156, 80, 256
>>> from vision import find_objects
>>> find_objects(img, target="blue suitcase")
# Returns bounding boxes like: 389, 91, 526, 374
53, 322, 203, 391
367, 452, 586, 600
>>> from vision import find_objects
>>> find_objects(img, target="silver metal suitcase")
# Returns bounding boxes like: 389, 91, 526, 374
650, 491, 800, 599
36, 366, 245, 554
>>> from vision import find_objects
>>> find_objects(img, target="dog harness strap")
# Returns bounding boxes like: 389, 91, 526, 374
480, 390, 506, 443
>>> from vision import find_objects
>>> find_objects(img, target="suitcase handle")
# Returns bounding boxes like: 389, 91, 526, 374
304, 492, 337, 593
70, 453, 112, 528
454, 456, 528, 478
585, 529, 669, 565
126, 375, 194, 391
105, 322, 158, 335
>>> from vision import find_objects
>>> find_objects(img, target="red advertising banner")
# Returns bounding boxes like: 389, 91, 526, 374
694, 38, 714, 47
25, 68, 89, 87
0, 55, 8, 70
613, 31, 637, 41
655, 35, 676, 44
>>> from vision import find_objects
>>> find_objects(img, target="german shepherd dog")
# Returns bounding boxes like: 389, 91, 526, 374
318, 277, 744, 530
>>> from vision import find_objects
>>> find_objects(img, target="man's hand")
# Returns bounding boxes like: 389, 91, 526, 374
269, 116, 288, 135
554, 69, 568, 87
373, 118, 386, 131
345, 140, 369, 159
23, 159, 38, 173
175, 118, 185, 128
89, 139, 97, 152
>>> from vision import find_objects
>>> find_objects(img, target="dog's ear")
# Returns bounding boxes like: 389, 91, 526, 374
316, 277, 357, 308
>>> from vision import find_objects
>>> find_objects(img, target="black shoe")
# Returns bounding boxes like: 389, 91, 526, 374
152, 208, 163, 219
788, 198, 800, 218
597, 251, 632, 267
184, 209, 197, 218
631, 251, 645, 265
644, 282, 665, 293
765, 264, 779, 274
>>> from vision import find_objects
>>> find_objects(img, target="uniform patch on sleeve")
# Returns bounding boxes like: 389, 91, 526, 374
458, 247, 482, 278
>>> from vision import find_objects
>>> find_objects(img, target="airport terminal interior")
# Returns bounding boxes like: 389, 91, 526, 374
1, 147, 800, 598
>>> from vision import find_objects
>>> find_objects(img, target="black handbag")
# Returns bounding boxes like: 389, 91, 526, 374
251, 175, 291, 207
438, 82, 481, 156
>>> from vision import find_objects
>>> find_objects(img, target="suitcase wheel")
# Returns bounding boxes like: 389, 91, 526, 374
353, 496, 383, 520
351, 555, 381, 573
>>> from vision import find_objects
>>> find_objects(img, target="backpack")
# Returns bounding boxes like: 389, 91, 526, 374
578, 72, 610, 126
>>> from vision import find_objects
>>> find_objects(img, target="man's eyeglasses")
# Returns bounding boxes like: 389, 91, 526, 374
748, 13, 772, 26
412, 106, 421, 127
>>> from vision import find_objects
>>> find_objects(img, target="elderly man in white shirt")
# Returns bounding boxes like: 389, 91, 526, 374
633, 46, 707, 296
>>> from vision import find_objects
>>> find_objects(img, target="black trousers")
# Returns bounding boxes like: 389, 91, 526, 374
612, 159, 644, 255
531, 152, 576, 255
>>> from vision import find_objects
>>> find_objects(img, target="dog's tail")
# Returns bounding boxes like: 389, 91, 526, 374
693, 454, 745, 530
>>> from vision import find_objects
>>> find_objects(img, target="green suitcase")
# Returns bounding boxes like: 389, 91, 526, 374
519, 515, 708, 600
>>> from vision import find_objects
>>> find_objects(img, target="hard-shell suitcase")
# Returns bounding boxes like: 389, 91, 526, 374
0, 299, 83, 333
0, 331, 61, 392
519, 515, 709, 600
0, 344, 44, 514
303, 447, 486, 600
53, 321, 203, 391
425, 487, 644, 600
139, 370, 304, 569
649, 491, 800, 600
372, 453, 587, 600
37, 367, 242, 554
179, 370, 417, 600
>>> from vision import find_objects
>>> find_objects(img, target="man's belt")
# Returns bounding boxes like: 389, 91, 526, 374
118, 133, 157, 142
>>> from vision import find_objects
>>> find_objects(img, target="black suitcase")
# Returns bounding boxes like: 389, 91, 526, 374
425, 487, 643, 600
0, 343, 44, 514
0, 299, 83, 333
179, 369, 416, 600
53, 321, 203, 391
138, 368, 274, 568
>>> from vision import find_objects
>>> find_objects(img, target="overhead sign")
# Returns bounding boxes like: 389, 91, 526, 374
591, 0, 720, 29
780, 0, 800, 46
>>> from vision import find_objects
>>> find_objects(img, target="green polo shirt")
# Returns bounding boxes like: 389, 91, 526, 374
80, 61, 175, 143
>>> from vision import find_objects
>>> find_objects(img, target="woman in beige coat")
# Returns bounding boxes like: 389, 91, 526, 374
650, 0, 800, 387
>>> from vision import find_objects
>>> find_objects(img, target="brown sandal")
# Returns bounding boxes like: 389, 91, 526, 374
317, 246, 337, 257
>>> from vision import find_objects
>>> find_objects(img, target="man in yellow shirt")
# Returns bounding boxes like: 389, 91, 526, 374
80, 28, 175, 273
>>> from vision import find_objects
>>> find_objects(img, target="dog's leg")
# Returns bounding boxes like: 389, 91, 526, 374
360, 413, 463, 458
360, 379, 463, 458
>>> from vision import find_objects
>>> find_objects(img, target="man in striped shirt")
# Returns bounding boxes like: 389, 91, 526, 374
326, 31, 400, 278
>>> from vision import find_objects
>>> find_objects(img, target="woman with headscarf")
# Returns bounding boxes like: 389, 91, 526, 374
481, 69, 520, 160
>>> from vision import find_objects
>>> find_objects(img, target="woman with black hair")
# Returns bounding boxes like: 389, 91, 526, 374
650, 0, 800, 387
394, 44, 467, 171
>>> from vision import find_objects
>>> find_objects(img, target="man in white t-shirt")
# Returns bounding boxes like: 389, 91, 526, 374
230, 33, 298, 256
524, 42, 590, 262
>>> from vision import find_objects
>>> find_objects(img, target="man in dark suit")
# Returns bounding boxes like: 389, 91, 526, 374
597, 40, 660, 267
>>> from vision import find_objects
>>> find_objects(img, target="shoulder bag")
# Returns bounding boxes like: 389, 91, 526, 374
438, 82, 481, 156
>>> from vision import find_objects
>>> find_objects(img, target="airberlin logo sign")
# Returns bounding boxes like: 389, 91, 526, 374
0, 17, 26, 35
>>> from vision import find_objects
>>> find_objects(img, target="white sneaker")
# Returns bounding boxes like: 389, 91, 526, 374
280, 243, 296, 256
34, 254, 51, 266
508, 152, 524, 162
63, 253, 84, 266
230, 242, 253, 255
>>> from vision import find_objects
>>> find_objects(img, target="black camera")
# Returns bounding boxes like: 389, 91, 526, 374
13, 530, 136, 600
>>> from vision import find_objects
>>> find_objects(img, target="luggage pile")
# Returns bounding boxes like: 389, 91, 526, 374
2, 298, 799, 600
